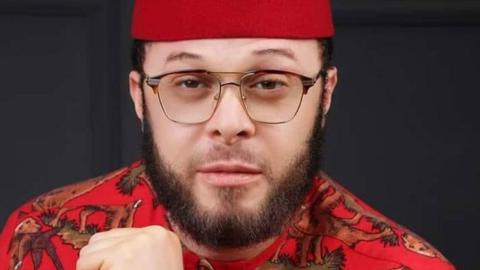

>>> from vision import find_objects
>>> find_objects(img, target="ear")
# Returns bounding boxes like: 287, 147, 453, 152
129, 70, 144, 121
321, 66, 338, 115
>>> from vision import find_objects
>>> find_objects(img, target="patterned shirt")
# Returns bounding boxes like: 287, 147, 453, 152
0, 160, 455, 270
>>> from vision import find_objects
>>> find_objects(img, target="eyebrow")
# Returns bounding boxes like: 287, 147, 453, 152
166, 51, 203, 63
252, 48, 298, 62
164, 48, 298, 64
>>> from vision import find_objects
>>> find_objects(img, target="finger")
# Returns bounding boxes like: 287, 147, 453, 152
77, 248, 109, 270
80, 236, 123, 257
89, 227, 140, 243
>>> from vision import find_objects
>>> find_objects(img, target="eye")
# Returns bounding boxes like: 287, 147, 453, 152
177, 79, 205, 88
255, 80, 285, 90
169, 73, 214, 90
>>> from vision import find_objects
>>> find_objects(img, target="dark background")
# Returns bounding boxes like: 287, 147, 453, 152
1, 0, 478, 268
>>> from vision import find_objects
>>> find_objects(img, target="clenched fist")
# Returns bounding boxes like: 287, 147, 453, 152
77, 226, 183, 270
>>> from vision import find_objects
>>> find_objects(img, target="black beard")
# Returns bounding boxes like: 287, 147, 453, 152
142, 113, 324, 248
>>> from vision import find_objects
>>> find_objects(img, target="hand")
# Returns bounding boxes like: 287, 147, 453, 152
77, 226, 183, 270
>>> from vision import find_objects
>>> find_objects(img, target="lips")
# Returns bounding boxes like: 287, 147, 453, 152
197, 162, 262, 187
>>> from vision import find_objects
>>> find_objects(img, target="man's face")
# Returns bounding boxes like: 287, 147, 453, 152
130, 39, 337, 247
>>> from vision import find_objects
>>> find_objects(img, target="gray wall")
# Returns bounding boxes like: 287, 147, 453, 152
0, 0, 478, 268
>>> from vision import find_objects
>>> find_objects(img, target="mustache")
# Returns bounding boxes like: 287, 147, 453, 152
189, 143, 267, 170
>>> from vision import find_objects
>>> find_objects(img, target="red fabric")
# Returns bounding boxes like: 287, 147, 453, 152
131, 0, 335, 41
0, 161, 455, 270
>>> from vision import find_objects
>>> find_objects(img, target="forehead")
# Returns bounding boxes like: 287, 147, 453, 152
143, 38, 321, 72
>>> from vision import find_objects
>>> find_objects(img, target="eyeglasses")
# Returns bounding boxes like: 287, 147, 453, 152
144, 69, 326, 124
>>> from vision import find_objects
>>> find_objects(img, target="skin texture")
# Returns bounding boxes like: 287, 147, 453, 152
77, 226, 183, 270
77, 38, 337, 269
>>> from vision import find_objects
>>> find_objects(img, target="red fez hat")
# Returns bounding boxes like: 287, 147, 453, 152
132, 0, 334, 41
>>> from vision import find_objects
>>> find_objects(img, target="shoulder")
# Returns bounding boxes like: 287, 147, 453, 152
285, 173, 455, 270
31, 160, 153, 210
0, 160, 159, 270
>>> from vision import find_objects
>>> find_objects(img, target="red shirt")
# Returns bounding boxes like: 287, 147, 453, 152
0, 160, 455, 270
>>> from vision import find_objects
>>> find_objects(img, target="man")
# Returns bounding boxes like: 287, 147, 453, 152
0, 0, 455, 269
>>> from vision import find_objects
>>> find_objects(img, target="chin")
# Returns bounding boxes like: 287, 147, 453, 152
194, 184, 268, 215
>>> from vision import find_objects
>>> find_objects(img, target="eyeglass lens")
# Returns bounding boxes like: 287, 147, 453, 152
155, 71, 305, 124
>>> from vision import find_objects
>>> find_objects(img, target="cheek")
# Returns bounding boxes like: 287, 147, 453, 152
145, 94, 202, 171
257, 125, 309, 176
257, 90, 320, 173
155, 125, 199, 167
291, 89, 322, 142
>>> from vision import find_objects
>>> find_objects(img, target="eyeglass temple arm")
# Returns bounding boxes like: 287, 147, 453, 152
302, 68, 328, 93
145, 77, 160, 86
316, 68, 328, 81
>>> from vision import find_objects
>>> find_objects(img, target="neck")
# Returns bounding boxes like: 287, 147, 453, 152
170, 220, 278, 261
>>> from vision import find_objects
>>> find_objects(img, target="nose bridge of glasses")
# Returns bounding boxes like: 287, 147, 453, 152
212, 81, 251, 124
210, 71, 249, 85
220, 81, 241, 88
215, 81, 246, 102
212, 72, 248, 101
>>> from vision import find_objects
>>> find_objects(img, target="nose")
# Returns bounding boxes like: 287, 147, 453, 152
204, 83, 256, 145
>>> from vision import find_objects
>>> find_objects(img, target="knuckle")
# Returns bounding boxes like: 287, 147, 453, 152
167, 231, 181, 244
134, 231, 151, 243
144, 225, 181, 246
147, 225, 166, 234
147, 225, 169, 238
88, 233, 99, 243
78, 246, 88, 257
117, 241, 132, 254
89, 231, 105, 242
